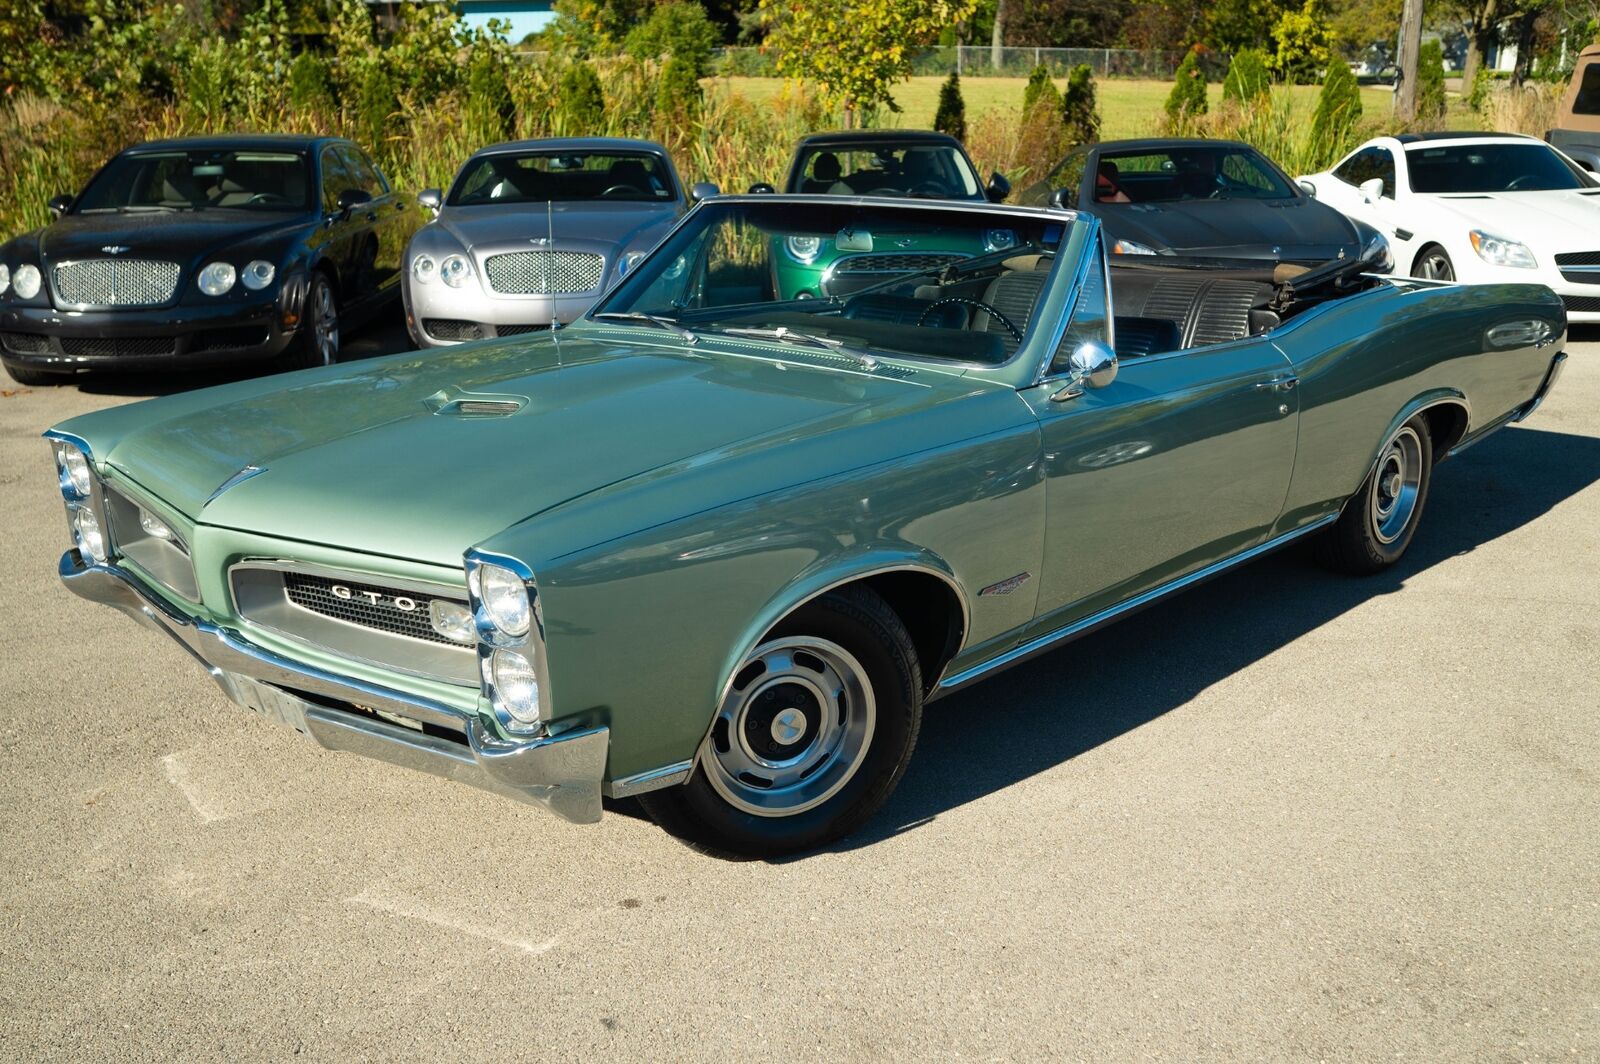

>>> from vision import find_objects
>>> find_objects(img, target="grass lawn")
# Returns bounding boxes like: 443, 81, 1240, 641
709, 76, 1477, 139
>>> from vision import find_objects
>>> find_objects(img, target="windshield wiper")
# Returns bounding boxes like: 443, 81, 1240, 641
710, 325, 879, 370
79, 205, 185, 214
591, 311, 699, 344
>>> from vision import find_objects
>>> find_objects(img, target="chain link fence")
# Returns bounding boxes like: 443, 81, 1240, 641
711, 46, 1231, 80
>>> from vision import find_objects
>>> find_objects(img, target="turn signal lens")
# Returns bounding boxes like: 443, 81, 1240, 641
198, 262, 236, 295
59, 444, 92, 497
478, 563, 531, 638
138, 508, 173, 540
491, 648, 541, 727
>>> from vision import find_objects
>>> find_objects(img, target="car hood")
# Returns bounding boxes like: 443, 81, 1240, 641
1101, 197, 1359, 260
82, 332, 975, 568
433, 201, 681, 254
37, 210, 307, 265
1424, 189, 1600, 247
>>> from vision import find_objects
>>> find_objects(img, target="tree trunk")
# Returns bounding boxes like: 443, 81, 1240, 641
1511, 10, 1536, 85
991, 0, 1006, 73
1394, 0, 1424, 122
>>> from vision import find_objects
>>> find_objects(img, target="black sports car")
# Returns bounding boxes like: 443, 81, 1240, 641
0, 134, 410, 385
751, 129, 1012, 203
1020, 138, 1390, 268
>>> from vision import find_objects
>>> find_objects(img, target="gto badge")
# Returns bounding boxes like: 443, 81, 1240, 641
101, 245, 131, 255
979, 572, 1032, 597
331, 585, 419, 611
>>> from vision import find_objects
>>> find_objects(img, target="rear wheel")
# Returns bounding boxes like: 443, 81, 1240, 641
1, 359, 70, 387
640, 587, 922, 857
1413, 245, 1454, 281
285, 271, 340, 370
1318, 416, 1434, 574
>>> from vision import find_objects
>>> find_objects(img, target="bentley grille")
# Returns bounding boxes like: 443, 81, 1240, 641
53, 259, 181, 307
284, 572, 468, 647
484, 251, 606, 295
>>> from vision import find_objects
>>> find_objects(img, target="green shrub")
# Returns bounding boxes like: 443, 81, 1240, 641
1165, 49, 1208, 121
465, 50, 515, 146
624, 1, 720, 79
656, 54, 703, 129
288, 51, 335, 112
933, 72, 965, 141
1022, 64, 1061, 118
1468, 62, 1493, 112
1417, 40, 1446, 125
1311, 59, 1362, 154
354, 62, 401, 152
1269, 0, 1332, 85
182, 40, 235, 128
557, 61, 606, 132
1222, 47, 1271, 104
1061, 64, 1099, 146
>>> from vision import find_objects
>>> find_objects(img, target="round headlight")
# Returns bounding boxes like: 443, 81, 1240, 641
198, 262, 236, 296
240, 260, 276, 291
13, 264, 41, 299
0, 264, 10, 294
618, 251, 646, 278
74, 507, 107, 564
785, 235, 822, 263
984, 228, 1017, 252
491, 648, 541, 727
478, 563, 530, 638
440, 254, 473, 289
411, 254, 438, 284
60, 444, 92, 497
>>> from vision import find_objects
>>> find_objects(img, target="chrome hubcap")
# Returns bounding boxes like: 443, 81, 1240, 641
1370, 427, 1423, 544
703, 637, 875, 817
313, 284, 339, 365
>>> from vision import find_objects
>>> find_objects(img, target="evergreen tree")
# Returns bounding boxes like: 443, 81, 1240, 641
1222, 47, 1270, 104
656, 54, 704, 126
934, 72, 966, 141
1416, 40, 1446, 125
557, 61, 607, 132
1061, 63, 1099, 145
287, 50, 335, 112
1164, 48, 1207, 120
1310, 59, 1362, 150
1022, 63, 1060, 118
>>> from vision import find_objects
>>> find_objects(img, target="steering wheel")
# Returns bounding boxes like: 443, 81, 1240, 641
864, 186, 906, 197
1504, 174, 1541, 191
915, 297, 1023, 342
245, 192, 291, 206
600, 184, 645, 198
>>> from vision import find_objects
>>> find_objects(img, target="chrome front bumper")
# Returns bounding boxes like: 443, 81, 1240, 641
58, 551, 608, 824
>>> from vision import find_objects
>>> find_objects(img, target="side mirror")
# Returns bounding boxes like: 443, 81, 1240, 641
986, 171, 1011, 203
335, 188, 373, 216
1296, 179, 1316, 198
1358, 177, 1385, 203
747, 182, 777, 194
1049, 187, 1074, 211
47, 194, 73, 218
1052, 340, 1118, 401
417, 188, 442, 213
689, 181, 719, 202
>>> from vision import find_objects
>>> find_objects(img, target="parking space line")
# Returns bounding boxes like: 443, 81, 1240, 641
346, 889, 559, 956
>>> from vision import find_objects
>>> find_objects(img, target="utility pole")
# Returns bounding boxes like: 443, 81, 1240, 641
1395, 0, 1424, 123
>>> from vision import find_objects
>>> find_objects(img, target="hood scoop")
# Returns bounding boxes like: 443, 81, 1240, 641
425, 387, 528, 418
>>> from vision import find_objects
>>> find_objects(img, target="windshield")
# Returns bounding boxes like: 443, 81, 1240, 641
1095, 145, 1296, 204
590, 200, 1079, 365
448, 151, 677, 205
787, 144, 983, 200
1406, 143, 1594, 193
74, 150, 312, 213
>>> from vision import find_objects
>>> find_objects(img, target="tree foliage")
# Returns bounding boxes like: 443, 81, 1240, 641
1022, 63, 1061, 117
1268, 0, 1332, 84
624, 1, 721, 78
759, 0, 977, 123
1061, 64, 1100, 145
656, 54, 705, 128
934, 72, 966, 141
1310, 56, 1362, 148
557, 60, 607, 130
465, 48, 516, 147
1416, 39, 1447, 125
1165, 48, 1208, 120
1222, 47, 1272, 103
1002, 0, 1132, 48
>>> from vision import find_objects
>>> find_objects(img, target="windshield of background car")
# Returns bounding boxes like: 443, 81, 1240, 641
1406, 143, 1595, 193
788, 145, 983, 200
1095, 146, 1296, 203
591, 200, 1079, 365
447, 152, 677, 205
74, 150, 312, 213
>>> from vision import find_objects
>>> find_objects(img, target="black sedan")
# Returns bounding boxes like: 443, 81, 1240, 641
1020, 138, 1390, 268
0, 134, 410, 385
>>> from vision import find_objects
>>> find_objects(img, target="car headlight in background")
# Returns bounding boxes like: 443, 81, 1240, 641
440, 254, 473, 288
985, 228, 1017, 253
617, 251, 647, 278
198, 262, 236, 295
240, 260, 276, 291
476, 563, 531, 637
0, 264, 10, 294
1470, 230, 1536, 269
411, 254, 438, 284
1111, 239, 1158, 256
13, 264, 41, 298
784, 235, 822, 263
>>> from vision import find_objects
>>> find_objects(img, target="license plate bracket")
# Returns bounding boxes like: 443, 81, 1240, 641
219, 672, 314, 738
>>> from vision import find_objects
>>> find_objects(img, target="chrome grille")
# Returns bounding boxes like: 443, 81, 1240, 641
484, 251, 605, 294
283, 572, 468, 647
833, 253, 967, 275
53, 259, 180, 307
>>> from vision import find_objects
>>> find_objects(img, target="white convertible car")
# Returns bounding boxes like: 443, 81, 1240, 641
1298, 132, 1600, 322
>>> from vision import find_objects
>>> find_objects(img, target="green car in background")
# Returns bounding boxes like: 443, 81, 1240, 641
46, 195, 1566, 856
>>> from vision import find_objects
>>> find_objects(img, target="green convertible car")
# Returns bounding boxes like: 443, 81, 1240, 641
47, 195, 1567, 855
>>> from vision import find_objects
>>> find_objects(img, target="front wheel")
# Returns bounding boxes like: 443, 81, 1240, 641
1413, 245, 1455, 282
639, 587, 923, 857
285, 272, 340, 370
1318, 416, 1434, 574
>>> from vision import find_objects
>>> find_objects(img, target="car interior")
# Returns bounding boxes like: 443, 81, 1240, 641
452, 154, 675, 204
793, 147, 977, 200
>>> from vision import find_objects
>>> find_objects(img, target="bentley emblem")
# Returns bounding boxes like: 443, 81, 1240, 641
101, 245, 131, 255
529, 236, 551, 247
331, 585, 420, 611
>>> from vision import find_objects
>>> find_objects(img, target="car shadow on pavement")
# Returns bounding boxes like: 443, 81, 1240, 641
801, 422, 1600, 857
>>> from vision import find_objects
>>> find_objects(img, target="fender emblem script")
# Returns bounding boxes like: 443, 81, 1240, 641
979, 572, 1032, 597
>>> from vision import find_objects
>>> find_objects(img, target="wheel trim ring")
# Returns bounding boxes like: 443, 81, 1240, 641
702, 636, 876, 818
1370, 426, 1423, 544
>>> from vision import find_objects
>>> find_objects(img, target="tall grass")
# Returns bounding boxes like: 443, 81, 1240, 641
1482, 83, 1561, 138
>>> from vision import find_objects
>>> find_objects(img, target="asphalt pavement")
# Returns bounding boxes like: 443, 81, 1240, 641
1, 312, 1595, 1061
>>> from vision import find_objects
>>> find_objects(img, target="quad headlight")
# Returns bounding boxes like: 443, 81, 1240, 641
49, 436, 111, 566
198, 261, 236, 296
477, 563, 531, 637
984, 228, 1017, 253
59, 444, 92, 497
1470, 230, 1536, 270
411, 254, 438, 284
440, 254, 473, 288
467, 554, 548, 735
490, 649, 541, 725
73, 507, 107, 563
13, 264, 41, 299
240, 260, 276, 291
0, 264, 10, 294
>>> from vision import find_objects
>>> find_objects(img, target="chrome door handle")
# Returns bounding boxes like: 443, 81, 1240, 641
1254, 375, 1298, 392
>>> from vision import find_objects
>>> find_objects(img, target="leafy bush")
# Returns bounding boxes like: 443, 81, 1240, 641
1269, 0, 1331, 85
1061, 64, 1100, 146
557, 60, 607, 133
933, 72, 965, 141
465, 50, 516, 147
624, 1, 720, 79
354, 63, 401, 153
1022, 64, 1061, 118
1310, 59, 1362, 155
288, 51, 336, 112
1417, 40, 1446, 125
1468, 61, 1494, 113
1222, 48, 1271, 104
656, 55, 704, 131
1165, 48, 1207, 122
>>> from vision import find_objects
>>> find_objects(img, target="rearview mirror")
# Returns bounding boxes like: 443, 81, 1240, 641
417, 188, 442, 213
47, 194, 73, 218
1297, 179, 1316, 197
335, 188, 373, 216
1359, 177, 1385, 203
1049, 188, 1074, 211
986, 171, 1011, 203
747, 182, 776, 194
690, 181, 719, 202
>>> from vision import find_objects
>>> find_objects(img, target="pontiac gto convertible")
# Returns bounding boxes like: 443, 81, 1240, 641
47, 197, 1567, 855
